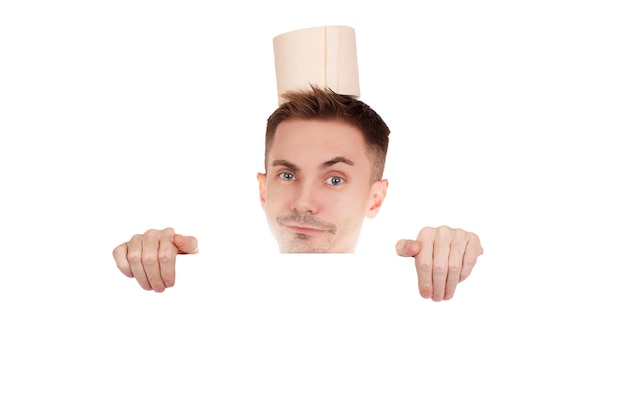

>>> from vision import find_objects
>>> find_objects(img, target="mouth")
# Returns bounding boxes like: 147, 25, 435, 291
276, 214, 337, 235
284, 224, 327, 234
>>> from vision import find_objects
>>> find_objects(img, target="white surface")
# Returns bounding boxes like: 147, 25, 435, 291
1, 1, 625, 416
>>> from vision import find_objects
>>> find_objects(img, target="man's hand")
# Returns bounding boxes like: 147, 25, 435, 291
396, 226, 483, 301
112, 228, 198, 292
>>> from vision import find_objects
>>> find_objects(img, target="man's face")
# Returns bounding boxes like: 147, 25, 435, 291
257, 118, 387, 253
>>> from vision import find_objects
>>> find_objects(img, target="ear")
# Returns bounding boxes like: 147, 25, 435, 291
257, 173, 267, 208
365, 179, 388, 219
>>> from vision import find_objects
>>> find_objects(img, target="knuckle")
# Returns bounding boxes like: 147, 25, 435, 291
416, 260, 432, 271
432, 263, 447, 275
448, 262, 462, 274
145, 227, 174, 237
126, 251, 142, 264
435, 225, 456, 239
158, 250, 174, 263
438, 225, 452, 232
141, 253, 158, 265
471, 237, 485, 255
453, 228, 466, 239
464, 257, 478, 268
112, 244, 125, 258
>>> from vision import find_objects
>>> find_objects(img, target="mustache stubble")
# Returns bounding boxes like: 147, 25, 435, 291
276, 213, 337, 234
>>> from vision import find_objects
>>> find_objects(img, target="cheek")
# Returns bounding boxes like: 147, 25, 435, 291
331, 190, 371, 223
264, 185, 290, 211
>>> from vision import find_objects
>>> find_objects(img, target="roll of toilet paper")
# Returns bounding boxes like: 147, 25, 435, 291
273, 25, 360, 103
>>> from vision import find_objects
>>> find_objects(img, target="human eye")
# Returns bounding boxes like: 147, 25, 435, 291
279, 172, 296, 181
324, 176, 345, 186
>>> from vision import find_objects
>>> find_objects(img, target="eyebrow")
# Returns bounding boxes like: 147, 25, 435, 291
272, 159, 299, 172
321, 156, 354, 169
271, 156, 355, 172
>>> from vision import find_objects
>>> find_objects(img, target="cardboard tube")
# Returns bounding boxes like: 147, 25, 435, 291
273, 25, 360, 104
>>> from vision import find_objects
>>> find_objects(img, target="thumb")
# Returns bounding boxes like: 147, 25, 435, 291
173, 234, 199, 254
395, 239, 421, 257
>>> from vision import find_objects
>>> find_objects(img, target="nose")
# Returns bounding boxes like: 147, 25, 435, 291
290, 179, 319, 215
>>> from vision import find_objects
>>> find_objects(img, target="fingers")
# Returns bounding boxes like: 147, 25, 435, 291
112, 228, 198, 292
112, 243, 133, 278
173, 234, 199, 254
140, 229, 173, 293
460, 235, 483, 283
431, 229, 453, 301
125, 232, 153, 291
443, 232, 466, 300
409, 226, 484, 302
414, 230, 434, 299
395, 239, 421, 257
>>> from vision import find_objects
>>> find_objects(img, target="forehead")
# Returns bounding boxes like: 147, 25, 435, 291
269, 118, 370, 164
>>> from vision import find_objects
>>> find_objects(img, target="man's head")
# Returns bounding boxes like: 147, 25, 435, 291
257, 87, 390, 253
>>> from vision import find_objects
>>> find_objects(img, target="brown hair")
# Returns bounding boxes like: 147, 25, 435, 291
265, 86, 390, 182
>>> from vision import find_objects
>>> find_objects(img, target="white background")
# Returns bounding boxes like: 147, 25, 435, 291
1, 1, 625, 415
